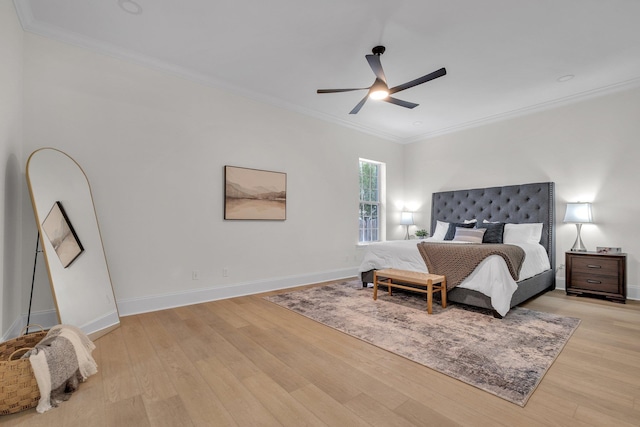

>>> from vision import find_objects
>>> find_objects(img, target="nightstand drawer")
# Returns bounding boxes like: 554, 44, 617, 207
570, 257, 618, 276
570, 272, 619, 293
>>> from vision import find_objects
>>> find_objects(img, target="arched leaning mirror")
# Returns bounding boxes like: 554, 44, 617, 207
26, 148, 119, 339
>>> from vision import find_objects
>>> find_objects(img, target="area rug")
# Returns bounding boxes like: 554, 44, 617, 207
264, 280, 580, 406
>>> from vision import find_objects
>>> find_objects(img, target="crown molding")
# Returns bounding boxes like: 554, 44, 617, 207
403, 76, 640, 144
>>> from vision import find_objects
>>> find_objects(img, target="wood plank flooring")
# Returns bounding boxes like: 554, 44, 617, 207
3, 279, 640, 426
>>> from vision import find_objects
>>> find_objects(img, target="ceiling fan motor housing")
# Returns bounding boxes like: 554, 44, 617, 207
372, 45, 386, 56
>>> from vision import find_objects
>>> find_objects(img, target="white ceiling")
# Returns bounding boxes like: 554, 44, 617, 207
13, 0, 640, 143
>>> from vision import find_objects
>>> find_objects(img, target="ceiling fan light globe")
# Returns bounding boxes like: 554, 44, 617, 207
370, 90, 389, 100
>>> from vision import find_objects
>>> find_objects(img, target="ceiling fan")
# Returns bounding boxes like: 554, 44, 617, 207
317, 46, 446, 114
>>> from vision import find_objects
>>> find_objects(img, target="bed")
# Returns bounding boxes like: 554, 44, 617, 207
359, 182, 556, 316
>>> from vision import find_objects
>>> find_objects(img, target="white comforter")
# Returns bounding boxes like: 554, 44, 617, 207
358, 238, 550, 316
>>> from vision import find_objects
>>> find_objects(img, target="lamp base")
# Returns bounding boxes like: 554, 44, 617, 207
570, 223, 587, 251
404, 225, 410, 240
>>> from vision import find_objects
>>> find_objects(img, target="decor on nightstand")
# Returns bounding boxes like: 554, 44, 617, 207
415, 229, 429, 239
597, 247, 622, 254
400, 211, 414, 240
563, 202, 593, 251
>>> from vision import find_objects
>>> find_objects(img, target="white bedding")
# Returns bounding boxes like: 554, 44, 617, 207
358, 238, 551, 316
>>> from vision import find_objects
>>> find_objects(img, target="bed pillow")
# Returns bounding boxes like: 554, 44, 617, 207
431, 220, 449, 240
444, 222, 475, 240
476, 222, 505, 243
452, 227, 486, 243
503, 223, 543, 244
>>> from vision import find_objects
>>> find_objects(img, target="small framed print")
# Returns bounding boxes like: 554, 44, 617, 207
42, 201, 84, 267
596, 247, 622, 254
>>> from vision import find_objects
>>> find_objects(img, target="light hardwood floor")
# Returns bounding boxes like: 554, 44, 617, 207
4, 279, 640, 426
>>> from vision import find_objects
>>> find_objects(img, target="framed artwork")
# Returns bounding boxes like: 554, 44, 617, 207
225, 166, 286, 220
42, 201, 84, 267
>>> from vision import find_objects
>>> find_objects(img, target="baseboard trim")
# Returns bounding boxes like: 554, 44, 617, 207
5, 270, 633, 340
2, 268, 358, 340
2, 309, 58, 341
116, 267, 360, 317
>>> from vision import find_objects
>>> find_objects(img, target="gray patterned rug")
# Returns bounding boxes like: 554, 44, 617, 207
265, 280, 580, 406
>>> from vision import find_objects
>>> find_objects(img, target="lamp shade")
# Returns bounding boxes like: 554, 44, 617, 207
399, 211, 414, 225
563, 202, 593, 223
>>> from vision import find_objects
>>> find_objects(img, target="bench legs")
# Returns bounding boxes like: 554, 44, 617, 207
426, 278, 447, 314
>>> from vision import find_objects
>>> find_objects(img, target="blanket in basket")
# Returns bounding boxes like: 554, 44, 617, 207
23, 325, 97, 413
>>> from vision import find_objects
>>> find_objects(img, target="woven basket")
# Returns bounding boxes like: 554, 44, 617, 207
0, 325, 46, 415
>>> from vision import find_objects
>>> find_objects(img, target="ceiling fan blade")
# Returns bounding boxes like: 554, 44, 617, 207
366, 54, 387, 83
349, 94, 369, 114
389, 67, 446, 95
383, 97, 418, 109
317, 88, 369, 93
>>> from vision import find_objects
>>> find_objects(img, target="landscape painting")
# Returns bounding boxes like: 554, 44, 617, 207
42, 201, 84, 267
224, 166, 287, 220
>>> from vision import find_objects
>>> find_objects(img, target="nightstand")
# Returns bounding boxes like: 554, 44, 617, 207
565, 251, 627, 303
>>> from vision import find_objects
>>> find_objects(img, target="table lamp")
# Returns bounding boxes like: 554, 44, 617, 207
400, 211, 414, 240
563, 202, 593, 251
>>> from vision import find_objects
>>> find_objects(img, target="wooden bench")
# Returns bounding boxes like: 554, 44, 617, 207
373, 268, 447, 314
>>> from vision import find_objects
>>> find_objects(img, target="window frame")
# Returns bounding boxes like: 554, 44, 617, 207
358, 158, 385, 243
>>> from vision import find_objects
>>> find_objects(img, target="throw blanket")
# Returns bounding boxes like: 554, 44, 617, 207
417, 242, 526, 290
23, 325, 98, 413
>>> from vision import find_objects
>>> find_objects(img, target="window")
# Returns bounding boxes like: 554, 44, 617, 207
359, 159, 384, 242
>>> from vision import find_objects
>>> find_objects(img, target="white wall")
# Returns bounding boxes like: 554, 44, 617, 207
404, 87, 640, 299
0, 0, 24, 336
19, 33, 405, 318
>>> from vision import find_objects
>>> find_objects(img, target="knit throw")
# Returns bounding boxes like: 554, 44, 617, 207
417, 242, 525, 289
23, 325, 97, 413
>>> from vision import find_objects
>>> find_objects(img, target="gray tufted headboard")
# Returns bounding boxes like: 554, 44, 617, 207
430, 182, 555, 270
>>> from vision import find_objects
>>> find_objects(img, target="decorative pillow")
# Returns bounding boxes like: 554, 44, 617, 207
503, 223, 543, 244
431, 220, 449, 240
463, 219, 477, 224
477, 222, 505, 243
453, 227, 486, 243
444, 222, 475, 240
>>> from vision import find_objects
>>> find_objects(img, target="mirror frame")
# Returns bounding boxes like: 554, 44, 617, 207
26, 148, 120, 339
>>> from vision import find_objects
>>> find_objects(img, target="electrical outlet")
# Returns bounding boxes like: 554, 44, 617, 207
223, 268, 228, 277
192, 270, 200, 280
